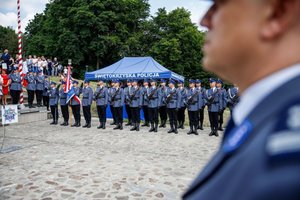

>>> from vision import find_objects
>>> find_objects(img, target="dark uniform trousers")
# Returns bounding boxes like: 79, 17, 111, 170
218, 110, 224, 126
114, 107, 123, 124
50, 105, 59, 122
27, 90, 35, 106
148, 108, 159, 123
125, 104, 132, 123
43, 96, 49, 110
10, 90, 21, 104
97, 105, 107, 123
198, 108, 205, 127
142, 106, 149, 123
83, 105, 91, 124
167, 108, 178, 127
188, 111, 199, 127
110, 105, 117, 123
71, 105, 81, 123
36, 90, 43, 105
177, 107, 186, 124
208, 111, 219, 131
61, 105, 69, 122
131, 107, 141, 124
159, 106, 168, 122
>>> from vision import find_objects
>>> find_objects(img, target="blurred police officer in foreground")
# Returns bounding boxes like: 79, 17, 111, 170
177, 80, 187, 129
158, 79, 168, 128
216, 79, 227, 131
49, 81, 59, 125
112, 80, 124, 130
25, 69, 36, 108
124, 80, 133, 126
195, 79, 206, 130
82, 80, 93, 128
205, 78, 221, 137
70, 80, 82, 127
59, 81, 69, 126
129, 80, 143, 131
147, 79, 160, 132
183, 0, 300, 199
9, 66, 22, 105
141, 80, 150, 127
94, 80, 108, 129
165, 79, 181, 134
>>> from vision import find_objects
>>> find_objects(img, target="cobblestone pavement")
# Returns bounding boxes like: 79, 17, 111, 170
0, 119, 221, 200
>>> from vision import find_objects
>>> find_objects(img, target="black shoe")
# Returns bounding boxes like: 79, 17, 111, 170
154, 123, 158, 132
50, 121, 55, 125
130, 123, 136, 131
168, 129, 173, 133
54, 121, 58, 125
76, 123, 81, 127
97, 123, 103, 129
86, 123, 91, 128
141, 123, 147, 127
60, 122, 66, 126
125, 122, 132, 126
162, 120, 167, 128
65, 122, 69, 126
136, 123, 140, 131
149, 123, 154, 132
82, 124, 88, 128
119, 123, 123, 130
199, 126, 204, 130
174, 129, 178, 134
194, 125, 198, 135
209, 131, 214, 136
110, 122, 116, 125
113, 124, 121, 130
71, 122, 77, 127
197, 124, 200, 130
215, 131, 219, 137
102, 123, 106, 129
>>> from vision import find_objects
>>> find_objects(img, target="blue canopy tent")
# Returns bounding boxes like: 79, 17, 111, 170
84, 57, 185, 82
85, 57, 185, 121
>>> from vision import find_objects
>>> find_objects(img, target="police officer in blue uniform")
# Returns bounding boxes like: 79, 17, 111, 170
165, 79, 181, 134
71, 80, 82, 127
82, 80, 93, 128
183, 0, 300, 199
185, 79, 203, 135
129, 80, 143, 131
141, 80, 150, 127
24, 69, 36, 108
124, 80, 133, 126
195, 79, 206, 130
59, 81, 69, 126
177, 80, 187, 129
158, 79, 168, 128
108, 82, 117, 125
94, 80, 108, 129
227, 85, 239, 115
9, 67, 22, 105
43, 76, 50, 111
147, 79, 161, 132
205, 78, 221, 137
35, 70, 44, 107
112, 80, 124, 130
217, 79, 228, 131
49, 81, 59, 125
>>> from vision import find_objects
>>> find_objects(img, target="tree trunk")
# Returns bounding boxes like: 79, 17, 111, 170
96, 55, 100, 69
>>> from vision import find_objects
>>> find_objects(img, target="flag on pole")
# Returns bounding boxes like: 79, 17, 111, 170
65, 66, 81, 104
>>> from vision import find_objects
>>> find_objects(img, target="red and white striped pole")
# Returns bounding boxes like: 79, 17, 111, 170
17, 0, 25, 109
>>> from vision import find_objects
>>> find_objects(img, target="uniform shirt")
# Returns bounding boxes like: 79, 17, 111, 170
234, 63, 300, 126
165, 87, 181, 109
43, 80, 50, 96
196, 86, 207, 107
205, 87, 221, 112
158, 86, 168, 106
59, 88, 67, 106
147, 86, 161, 108
129, 86, 143, 108
25, 74, 36, 91
186, 87, 204, 111
142, 86, 149, 106
35, 75, 45, 90
82, 86, 93, 106
94, 86, 108, 106
9, 73, 22, 91
124, 86, 131, 105
112, 87, 124, 108
218, 87, 228, 110
49, 87, 59, 106
178, 87, 188, 108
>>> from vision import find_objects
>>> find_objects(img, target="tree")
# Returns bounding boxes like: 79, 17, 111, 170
0, 26, 18, 56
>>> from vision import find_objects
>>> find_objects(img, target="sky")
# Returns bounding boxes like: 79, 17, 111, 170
0, 0, 212, 32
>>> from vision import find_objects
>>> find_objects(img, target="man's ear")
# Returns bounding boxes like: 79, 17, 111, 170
261, 0, 300, 39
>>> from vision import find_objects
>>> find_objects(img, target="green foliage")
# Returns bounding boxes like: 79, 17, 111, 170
24, 0, 216, 85
0, 26, 18, 56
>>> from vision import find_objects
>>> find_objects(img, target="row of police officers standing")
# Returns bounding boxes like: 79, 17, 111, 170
47, 78, 239, 137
